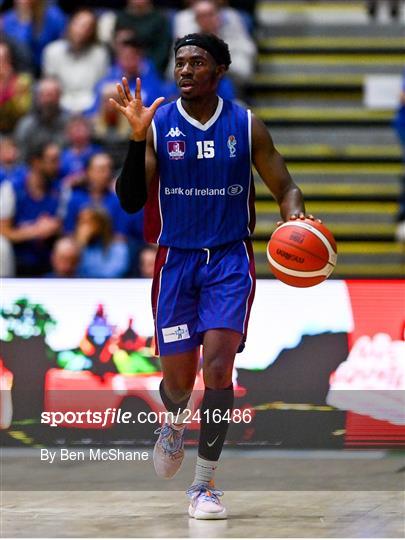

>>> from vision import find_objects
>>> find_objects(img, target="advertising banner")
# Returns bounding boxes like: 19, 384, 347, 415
1, 279, 404, 449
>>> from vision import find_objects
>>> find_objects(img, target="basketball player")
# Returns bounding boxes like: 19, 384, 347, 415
112, 33, 318, 519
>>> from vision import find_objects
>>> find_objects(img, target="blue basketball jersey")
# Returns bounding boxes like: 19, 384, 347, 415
144, 97, 255, 248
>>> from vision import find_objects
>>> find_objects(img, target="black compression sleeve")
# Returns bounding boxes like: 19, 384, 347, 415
115, 139, 147, 214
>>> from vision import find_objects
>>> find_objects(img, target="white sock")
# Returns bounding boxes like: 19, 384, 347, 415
192, 456, 218, 486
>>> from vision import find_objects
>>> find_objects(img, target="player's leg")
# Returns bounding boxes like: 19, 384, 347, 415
199, 328, 240, 474
152, 246, 202, 478
187, 329, 241, 519
153, 349, 199, 479
159, 349, 200, 413
187, 240, 255, 519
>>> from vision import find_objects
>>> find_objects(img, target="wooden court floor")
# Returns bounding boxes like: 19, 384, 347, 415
2, 490, 404, 538
2, 449, 404, 537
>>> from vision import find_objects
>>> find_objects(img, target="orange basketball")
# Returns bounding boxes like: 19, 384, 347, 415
267, 219, 338, 287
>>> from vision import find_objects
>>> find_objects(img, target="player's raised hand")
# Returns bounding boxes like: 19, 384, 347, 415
109, 77, 165, 141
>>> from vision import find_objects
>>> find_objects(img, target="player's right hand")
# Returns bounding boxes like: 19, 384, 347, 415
276, 213, 322, 227
109, 77, 165, 141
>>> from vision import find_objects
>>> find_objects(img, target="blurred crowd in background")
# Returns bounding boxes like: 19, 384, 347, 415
1, 0, 404, 279
0, 0, 257, 278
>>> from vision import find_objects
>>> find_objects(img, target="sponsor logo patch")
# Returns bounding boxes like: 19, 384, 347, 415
167, 141, 186, 160
227, 135, 237, 158
162, 324, 190, 343
227, 184, 243, 196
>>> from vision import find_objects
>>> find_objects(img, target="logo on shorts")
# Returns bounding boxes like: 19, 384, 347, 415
227, 184, 243, 196
167, 141, 186, 160
227, 135, 237, 158
162, 324, 190, 343
166, 127, 186, 137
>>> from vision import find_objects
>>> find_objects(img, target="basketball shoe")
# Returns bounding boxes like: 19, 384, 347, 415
153, 422, 185, 478
187, 483, 227, 519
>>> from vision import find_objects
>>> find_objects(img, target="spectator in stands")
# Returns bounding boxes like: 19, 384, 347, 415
225, 0, 257, 26
172, 0, 256, 86
23, 140, 65, 192
111, 27, 139, 56
42, 9, 110, 113
0, 135, 27, 186
118, 206, 145, 276
1, 0, 66, 71
91, 82, 131, 145
0, 172, 16, 276
138, 243, 157, 278
57, 1, 126, 13
14, 77, 70, 160
89, 37, 168, 114
60, 115, 102, 182
0, 142, 61, 276
0, 39, 32, 133
0, 33, 34, 73
74, 207, 130, 278
62, 152, 128, 236
115, 0, 172, 74
47, 236, 81, 278
0, 236, 15, 276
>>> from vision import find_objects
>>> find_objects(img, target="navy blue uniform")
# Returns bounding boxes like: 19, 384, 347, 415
146, 98, 256, 355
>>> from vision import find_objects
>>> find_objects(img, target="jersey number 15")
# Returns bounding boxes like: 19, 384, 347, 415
196, 140, 215, 159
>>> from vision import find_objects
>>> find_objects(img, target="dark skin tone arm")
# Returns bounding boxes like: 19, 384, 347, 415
252, 114, 320, 224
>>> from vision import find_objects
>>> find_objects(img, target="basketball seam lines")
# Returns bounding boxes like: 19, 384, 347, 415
267, 253, 334, 277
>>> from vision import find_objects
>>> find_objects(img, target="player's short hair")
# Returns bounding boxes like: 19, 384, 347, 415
174, 33, 232, 69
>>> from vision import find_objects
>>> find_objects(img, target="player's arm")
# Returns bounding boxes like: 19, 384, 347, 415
112, 77, 164, 214
115, 125, 158, 213
251, 114, 315, 223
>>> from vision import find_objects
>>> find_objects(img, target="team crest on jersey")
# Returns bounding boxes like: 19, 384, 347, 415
167, 141, 186, 160
227, 135, 237, 158
166, 127, 186, 137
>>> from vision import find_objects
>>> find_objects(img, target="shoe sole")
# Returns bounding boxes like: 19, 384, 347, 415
188, 505, 228, 520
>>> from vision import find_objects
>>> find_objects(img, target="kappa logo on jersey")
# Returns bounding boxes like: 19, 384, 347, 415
227, 135, 237, 158
227, 184, 243, 196
167, 141, 186, 160
162, 324, 190, 343
165, 127, 186, 137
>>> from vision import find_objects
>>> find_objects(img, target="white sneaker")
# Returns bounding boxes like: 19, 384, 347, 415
153, 423, 185, 479
187, 484, 227, 520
